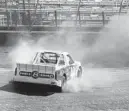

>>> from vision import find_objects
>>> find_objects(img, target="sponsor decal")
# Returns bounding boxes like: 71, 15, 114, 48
19, 71, 32, 77
32, 71, 39, 79
39, 73, 54, 78
19, 71, 54, 79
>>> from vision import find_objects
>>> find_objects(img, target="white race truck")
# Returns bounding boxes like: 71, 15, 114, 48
12, 50, 82, 91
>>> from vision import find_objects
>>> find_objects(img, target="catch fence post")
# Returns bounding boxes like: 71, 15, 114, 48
102, 11, 105, 26
119, 0, 124, 15
55, 10, 57, 27
5, 0, 10, 29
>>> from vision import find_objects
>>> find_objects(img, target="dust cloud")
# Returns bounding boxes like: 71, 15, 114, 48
63, 68, 115, 92
85, 15, 129, 68
8, 15, 129, 92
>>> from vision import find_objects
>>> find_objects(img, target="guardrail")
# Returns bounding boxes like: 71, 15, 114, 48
0, 30, 103, 34
0, 8, 128, 13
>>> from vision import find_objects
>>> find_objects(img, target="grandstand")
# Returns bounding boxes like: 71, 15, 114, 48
0, 0, 128, 32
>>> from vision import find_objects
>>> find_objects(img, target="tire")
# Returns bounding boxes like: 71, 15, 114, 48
57, 86, 62, 92
11, 81, 19, 91
77, 67, 82, 78
57, 75, 66, 92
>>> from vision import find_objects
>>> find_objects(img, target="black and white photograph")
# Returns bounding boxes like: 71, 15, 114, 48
0, 0, 129, 111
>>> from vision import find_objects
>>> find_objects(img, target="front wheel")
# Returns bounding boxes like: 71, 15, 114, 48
77, 67, 82, 78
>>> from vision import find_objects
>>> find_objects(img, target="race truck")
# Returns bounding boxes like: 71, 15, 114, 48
12, 50, 82, 91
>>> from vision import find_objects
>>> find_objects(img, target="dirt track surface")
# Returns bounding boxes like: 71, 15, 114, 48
0, 47, 129, 111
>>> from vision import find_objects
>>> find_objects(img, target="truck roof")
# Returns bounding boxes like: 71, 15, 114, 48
38, 50, 69, 56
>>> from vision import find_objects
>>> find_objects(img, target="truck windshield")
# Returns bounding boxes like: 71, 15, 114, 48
40, 52, 59, 64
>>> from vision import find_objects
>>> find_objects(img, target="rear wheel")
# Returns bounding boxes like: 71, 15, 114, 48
57, 75, 67, 92
77, 67, 82, 78
11, 81, 21, 91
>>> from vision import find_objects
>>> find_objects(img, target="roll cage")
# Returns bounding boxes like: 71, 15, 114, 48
33, 51, 74, 66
